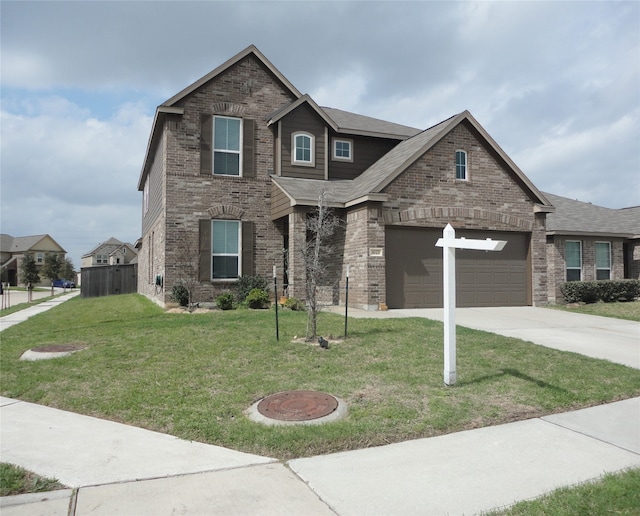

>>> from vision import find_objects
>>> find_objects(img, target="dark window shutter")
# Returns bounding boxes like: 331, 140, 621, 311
243, 119, 255, 178
242, 221, 254, 276
199, 219, 211, 282
200, 115, 213, 175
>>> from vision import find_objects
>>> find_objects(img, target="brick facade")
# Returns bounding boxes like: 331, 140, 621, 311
546, 235, 627, 303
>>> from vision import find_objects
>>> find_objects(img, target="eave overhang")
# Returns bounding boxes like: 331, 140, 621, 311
546, 230, 634, 239
137, 106, 185, 191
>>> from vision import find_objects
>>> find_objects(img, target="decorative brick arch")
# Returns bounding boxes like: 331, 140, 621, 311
206, 204, 244, 219
383, 206, 533, 231
210, 102, 246, 117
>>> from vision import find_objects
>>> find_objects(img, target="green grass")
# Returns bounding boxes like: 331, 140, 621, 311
485, 468, 640, 515
0, 463, 66, 496
548, 300, 640, 321
1, 294, 639, 460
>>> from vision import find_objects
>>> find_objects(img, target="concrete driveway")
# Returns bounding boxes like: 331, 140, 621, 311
337, 306, 640, 369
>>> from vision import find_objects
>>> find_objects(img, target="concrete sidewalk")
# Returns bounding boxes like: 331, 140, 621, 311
0, 290, 80, 332
1, 396, 638, 515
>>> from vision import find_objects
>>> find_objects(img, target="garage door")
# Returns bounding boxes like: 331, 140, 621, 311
385, 227, 530, 308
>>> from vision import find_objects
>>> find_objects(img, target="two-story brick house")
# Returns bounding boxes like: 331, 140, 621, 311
137, 45, 555, 309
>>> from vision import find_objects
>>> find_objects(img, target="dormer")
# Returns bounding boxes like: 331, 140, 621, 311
268, 95, 336, 180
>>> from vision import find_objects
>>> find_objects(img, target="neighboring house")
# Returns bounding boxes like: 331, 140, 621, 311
544, 193, 640, 303
81, 238, 138, 268
137, 45, 557, 310
0, 234, 67, 286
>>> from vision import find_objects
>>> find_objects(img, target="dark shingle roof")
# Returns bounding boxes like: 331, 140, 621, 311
82, 237, 124, 258
544, 192, 639, 237
321, 107, 421, 139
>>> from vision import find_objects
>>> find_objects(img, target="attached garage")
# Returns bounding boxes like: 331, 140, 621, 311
385, 227, 530, 308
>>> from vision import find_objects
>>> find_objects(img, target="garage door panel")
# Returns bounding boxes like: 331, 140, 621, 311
386, 227, 530, 308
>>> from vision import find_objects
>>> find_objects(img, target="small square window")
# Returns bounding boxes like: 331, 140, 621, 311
333, 139, 353, 162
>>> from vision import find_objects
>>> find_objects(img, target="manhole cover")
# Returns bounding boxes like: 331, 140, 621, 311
31, 344, 85, 353
20, 344, 87, 361
257, 390, 338, 421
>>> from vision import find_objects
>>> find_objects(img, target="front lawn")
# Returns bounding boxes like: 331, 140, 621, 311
0, 463, 66, 496
1, 294, 639, 459
548, 301, 640, 322
485, 467, 640, 515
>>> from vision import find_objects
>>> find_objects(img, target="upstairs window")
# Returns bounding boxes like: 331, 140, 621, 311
212, 220, 241, 279
565, 241, 582, 281
96, 254, 108, 264
213, 116, 242, 176
333, 138, 353, 162
455, 150, 467, 180
292, 132, 314, 166
595, 242, 611, 280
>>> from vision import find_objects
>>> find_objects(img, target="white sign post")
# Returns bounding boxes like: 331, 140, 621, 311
435, 224, 507, 385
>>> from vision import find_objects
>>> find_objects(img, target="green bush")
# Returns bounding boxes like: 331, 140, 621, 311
560, 280, 640, 304
236, 275, 269, 302
216, 292, 235, 310
284, 297, 305, 311
245, 288, 270, 309
171, 283, 189, 307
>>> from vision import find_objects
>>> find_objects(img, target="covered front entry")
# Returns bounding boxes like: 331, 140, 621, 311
385, 227, 530, 308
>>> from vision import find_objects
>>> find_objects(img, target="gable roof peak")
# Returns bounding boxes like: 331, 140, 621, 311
267, 94, 338, 130
162, 44, 302, 108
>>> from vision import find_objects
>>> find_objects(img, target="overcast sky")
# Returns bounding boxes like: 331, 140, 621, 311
1, 1, 639, 267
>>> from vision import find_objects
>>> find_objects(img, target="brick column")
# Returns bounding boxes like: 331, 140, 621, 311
343, 204, 386, 310
287, 210, 307, 300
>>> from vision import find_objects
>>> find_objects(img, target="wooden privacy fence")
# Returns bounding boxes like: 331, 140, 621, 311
81, 264, 138, 298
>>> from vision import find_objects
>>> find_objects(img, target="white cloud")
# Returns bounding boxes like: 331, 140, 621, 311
514, 109, 640, 207
310, 69, 368, 112
0, 97, 152, 265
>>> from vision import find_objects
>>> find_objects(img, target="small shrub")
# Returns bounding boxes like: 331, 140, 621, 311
216, 292, 234, 310
236, 275, 270, 302
284, 297, 305, 311
171, 283, 189, 307
245, 288, 270, 309
560, 280, 640, 304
